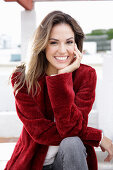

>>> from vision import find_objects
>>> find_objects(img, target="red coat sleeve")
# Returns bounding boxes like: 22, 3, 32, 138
46, 68, 102, 147
11, 73, 63, 146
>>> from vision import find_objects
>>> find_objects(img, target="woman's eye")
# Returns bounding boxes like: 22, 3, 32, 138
49, 41, 57, 45
67, 41, 74, 44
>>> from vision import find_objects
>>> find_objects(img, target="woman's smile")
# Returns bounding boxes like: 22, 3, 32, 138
54, 56, 69, 62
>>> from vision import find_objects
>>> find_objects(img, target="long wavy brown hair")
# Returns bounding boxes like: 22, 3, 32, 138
12, 10, 85, 96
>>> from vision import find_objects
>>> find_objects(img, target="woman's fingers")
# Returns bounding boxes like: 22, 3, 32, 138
73, 45, 83, 60
105, 143, 113, 162
72, 45, 82, 70
100, 136, 113, 162
104, 151, 113, 162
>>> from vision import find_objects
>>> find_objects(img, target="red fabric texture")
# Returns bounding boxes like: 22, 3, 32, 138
5, 64, 102, 170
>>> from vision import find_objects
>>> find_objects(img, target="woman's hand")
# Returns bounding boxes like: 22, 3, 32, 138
100, 136, 113, 162
58, 44, 83, 74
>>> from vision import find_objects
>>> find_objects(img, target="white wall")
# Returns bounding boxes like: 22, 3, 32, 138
98, 41, 113, 140
0, 63, 22, 137
0, 63, 18, 112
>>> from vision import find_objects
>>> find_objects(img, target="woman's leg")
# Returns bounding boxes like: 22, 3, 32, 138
53, 136, 88, 170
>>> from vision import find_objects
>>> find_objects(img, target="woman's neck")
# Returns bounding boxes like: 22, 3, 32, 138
46, 66, 58, 76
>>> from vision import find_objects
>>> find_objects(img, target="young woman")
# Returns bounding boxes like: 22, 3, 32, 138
5, 11, 113, 170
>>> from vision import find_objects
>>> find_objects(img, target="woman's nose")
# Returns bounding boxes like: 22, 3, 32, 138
58, 44, 67, 54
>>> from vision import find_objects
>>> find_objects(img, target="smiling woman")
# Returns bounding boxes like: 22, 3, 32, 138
5, 10, 113, 170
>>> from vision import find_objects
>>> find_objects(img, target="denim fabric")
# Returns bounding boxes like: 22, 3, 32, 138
43, 136, 88, 170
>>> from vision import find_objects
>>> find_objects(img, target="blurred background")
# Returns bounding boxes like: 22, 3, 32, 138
0, 0, 113, 169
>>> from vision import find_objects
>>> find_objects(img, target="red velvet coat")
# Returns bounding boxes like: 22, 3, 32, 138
5, 64, 102, 170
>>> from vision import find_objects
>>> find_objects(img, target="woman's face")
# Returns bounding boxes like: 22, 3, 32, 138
45, 23, 75, 75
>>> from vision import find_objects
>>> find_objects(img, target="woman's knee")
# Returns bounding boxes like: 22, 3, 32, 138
59, 136, 86, 155
53, 137, 88, 170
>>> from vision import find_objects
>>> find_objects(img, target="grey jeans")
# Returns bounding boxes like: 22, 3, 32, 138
43, 136, 88, 170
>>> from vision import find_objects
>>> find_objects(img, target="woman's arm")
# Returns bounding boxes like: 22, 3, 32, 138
11, 74, 63, 146
46, 69, 102, 146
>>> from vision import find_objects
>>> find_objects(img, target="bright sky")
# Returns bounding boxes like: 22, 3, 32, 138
0, 0, 113, 44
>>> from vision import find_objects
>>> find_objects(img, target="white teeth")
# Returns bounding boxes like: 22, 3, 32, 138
55, 56, 68, 60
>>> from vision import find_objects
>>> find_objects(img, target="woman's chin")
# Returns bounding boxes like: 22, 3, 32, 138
56, 66, 67, 70
56, 64, 69, 70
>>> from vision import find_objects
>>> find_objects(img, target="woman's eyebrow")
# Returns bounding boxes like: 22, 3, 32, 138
49, 38, 59, 41
66, 37, 74, 40
49, 37, 74, 41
